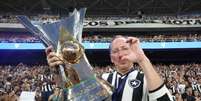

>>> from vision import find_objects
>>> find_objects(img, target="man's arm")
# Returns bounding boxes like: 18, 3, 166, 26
125, 37, 173, 101
139, 56, 163, 91
125, 37, 163, 90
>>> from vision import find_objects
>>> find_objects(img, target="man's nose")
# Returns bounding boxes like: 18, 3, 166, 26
118, 51, 126, 60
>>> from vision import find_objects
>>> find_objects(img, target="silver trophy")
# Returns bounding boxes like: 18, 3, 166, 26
17, 8, 113, 101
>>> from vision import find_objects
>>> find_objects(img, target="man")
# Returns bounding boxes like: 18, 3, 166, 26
196, 77, 201, 94
185, 87, 196, 101
48, 87, 63, 101
46, 35, 173, 101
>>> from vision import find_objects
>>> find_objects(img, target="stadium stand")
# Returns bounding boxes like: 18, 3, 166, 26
0, 63, 200, 101
0, 0, 201, 100
0, 32, 40, 43
82, 33, 201, 43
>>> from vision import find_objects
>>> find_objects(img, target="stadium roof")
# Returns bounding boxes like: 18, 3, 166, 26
0, 0, 201, 16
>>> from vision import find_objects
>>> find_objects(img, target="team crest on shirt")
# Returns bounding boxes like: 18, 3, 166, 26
128, 79, 141, 88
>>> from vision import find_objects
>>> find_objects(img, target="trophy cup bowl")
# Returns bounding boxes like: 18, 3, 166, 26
61, 41, 83, 64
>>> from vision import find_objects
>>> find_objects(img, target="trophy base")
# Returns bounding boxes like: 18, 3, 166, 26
63, 76, 112, 101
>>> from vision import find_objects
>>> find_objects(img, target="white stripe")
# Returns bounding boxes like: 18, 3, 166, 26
41, 75, 43, 81
101, 73, 110, 81
121, 70, 138, 101
116, 75, 120, 89
51, 74, 53, 80
42, 86, 44, 91
111, 71, 117, 87
149, 85, 174, 101
171, 86, 175, 93
48, 84, 52, 91
197, 84, 201, 93
192, 84, 196, 90
44, 85, 48, 92
142, 76, 148, 101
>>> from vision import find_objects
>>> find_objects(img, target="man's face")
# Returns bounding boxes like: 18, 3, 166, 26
54, 87, 61, 94
110, 37, 133, 72
187, 87, 192, 95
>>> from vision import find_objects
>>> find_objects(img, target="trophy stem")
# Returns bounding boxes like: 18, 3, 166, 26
56, 42, 74, 88
58, 65, 73, 87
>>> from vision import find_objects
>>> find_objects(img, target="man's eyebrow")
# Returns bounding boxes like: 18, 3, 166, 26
111, 48, 118, 51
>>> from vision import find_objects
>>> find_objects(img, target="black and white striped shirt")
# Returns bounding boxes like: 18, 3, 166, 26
196, 84, 201, 94
102, 68, 173, 101
42, 82, 53, 92
170, 85, 176, 94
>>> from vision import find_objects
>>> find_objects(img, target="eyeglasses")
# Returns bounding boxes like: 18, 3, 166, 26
111, 46, 130, 54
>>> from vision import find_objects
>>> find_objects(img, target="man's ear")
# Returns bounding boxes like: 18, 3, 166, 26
110, 55, 114, 63
111, 59, 113, 63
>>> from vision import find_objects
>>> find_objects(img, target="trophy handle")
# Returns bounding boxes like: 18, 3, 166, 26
58, 65, 73, 87
64, 64, 80, 85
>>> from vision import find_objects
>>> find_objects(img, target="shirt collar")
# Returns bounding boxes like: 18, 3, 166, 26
116, 67, 136, 77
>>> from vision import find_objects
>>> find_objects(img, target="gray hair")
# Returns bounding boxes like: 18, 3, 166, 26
109, 35, 128, 54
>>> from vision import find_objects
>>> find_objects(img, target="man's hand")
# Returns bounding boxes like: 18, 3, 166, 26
45, 46, 80, 84
45, 46, 64, 68
121, 37, 146, 64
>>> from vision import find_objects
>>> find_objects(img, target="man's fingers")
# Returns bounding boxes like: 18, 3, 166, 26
126, 37, 139, 44
47, 52, 64, 67
126, 37, 140, 51
46, 46, 65, 68
48, 56, 60, 64
49, 60, 63, 68
47, 52, 57, 60
45, 46, 53, 55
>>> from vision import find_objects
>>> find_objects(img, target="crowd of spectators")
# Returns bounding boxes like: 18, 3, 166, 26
141, 14, 201, 20
1, 14, 201, 23
0, 15, 60, 23
139, 34, 201, 42
93, 65, 114, 77
0, 32, 200, 43
155, 63, 201, 101
0, 63, 56, 101
0, 32, 201, 44
82, 33, 201, 43
30, 15, 60, 24
0, 15, 18, 23
0, 33, 40, 43
86, 14, 201, 20
0, 63, 200, 101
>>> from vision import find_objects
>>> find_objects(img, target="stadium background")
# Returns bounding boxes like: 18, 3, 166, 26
0, 0, 201, 101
